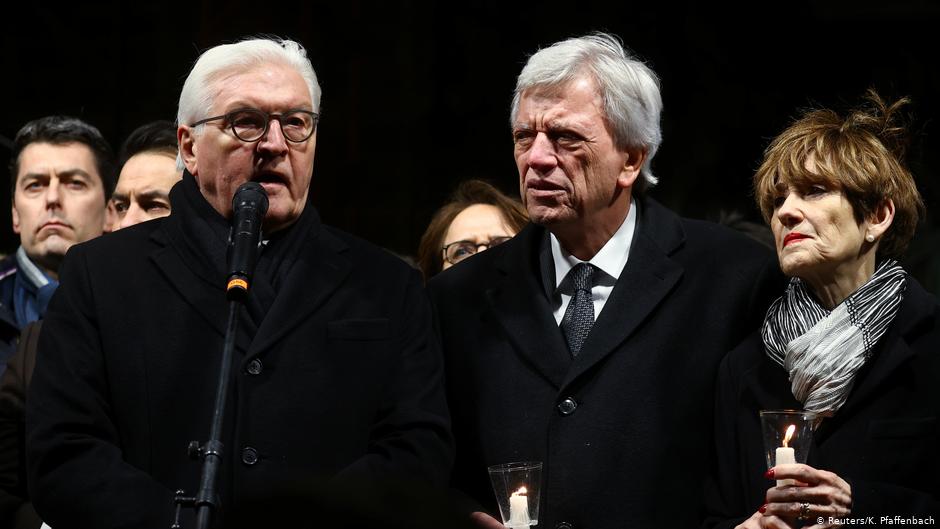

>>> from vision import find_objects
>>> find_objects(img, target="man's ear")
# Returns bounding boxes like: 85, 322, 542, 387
616, 147, 647, 189
178, 125, 198, 175
11, 204, 20, 235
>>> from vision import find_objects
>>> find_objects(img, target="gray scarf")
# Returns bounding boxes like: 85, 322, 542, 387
762, 260, 907, 415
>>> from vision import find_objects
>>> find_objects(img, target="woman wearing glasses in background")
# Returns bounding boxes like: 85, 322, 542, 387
417, 180, 528, 280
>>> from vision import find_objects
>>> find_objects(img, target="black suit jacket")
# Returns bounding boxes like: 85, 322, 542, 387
26, 206, 453, 529
704, 279, 940, 528
429, 197, 781, 529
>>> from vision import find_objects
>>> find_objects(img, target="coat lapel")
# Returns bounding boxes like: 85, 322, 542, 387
485, 225, 571, 388
248, 225, 351, 357
149, 225, 228, 338
835, 280, 934, 418
564, 198, 685, 385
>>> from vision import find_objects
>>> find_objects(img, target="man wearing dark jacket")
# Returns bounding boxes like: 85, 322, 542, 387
429, 33, 780, 529
27, 37, 453, 529
0, 116, 113, 377
0, 115, 113, 529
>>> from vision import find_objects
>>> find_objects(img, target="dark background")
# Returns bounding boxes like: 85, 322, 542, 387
2, 1, 939, 289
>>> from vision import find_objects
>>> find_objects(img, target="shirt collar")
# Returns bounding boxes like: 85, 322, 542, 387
15, 246, 52, 289
551, 197, 636, 289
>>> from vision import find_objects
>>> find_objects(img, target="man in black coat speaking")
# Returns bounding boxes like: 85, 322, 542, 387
26, 37, 453, 528
429, 33, 781, 529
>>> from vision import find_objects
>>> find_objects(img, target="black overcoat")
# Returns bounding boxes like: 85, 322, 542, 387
25, 199, 453, 528
429, 197, 781, 529
704, 279, 940, 528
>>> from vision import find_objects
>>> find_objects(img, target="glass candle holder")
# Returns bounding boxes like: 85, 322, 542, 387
759, 409, 816, 486
487, 461, 542, 528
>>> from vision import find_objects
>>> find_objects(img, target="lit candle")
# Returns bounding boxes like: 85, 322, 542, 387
775, 424, 797, 486
508, 486, 530, 527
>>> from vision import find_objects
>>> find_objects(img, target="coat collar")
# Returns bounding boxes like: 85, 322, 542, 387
485, 197, 687, 389
149, 179, 352, 356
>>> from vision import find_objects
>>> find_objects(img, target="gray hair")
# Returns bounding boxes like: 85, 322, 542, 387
510, 33, 663, 192
177, 37, 321, 129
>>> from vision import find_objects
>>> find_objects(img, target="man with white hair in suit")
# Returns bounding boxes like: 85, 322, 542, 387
27, 37, 453, 529
430, 33, 781, 529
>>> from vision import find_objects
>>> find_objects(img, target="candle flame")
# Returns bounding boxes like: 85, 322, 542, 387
512, 486, 528, 497
782, 424, 796, 448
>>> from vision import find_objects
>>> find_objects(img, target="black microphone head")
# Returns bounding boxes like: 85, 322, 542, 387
232, 182, 269, 216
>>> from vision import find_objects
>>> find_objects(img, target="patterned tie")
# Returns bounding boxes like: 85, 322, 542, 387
561, 263, 596, 357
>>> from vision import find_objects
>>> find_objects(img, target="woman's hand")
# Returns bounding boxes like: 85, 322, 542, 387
760, 463, 852, 527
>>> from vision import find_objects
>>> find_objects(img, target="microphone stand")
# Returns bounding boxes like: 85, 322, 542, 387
173, 183, 268, 529
172, 288, 248, 529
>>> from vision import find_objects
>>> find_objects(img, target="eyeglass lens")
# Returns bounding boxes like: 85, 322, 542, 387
230, 109, 316, 142
444, 236, 511, 264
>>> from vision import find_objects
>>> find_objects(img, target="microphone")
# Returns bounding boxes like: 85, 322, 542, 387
226, 182, 269, 300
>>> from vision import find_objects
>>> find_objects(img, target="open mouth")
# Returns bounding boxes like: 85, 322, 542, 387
252, 171, 289, 190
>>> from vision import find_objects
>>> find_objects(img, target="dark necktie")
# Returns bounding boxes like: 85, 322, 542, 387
561, 263, 596, 357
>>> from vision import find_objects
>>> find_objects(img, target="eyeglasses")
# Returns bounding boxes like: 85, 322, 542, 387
442, 236, 512, 266
190, 108, 319, 143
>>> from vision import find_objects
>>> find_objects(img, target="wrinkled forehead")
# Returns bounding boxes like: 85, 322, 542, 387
519, 74, 600, 103
514, 77, 608, 131
207, 62, 312, 113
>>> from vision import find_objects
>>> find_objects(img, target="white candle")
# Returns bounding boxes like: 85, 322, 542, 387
508, 487, 530, 527
775, 446, 796, 486
775, 424, 797, 486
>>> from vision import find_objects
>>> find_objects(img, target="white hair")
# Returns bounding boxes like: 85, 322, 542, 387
510, 33, 663, 192
177, 37, 321, 128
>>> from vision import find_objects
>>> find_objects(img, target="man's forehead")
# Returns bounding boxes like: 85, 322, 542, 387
117, 155, 180, 189
17, 142, 101, 180
20, 141, 96, 161
515, 78, 603, 123
521, 75, 599, 101
209, 64, 312, 112
113, 184, 171, 197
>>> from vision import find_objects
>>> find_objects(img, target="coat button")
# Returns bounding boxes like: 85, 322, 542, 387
241, 446, 259, 466
557, 397, 578, 416
246, 359, 263, 375
556, 523, 573, 529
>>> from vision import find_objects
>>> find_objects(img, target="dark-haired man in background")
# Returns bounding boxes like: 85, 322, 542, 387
107, 120, 182, 231
0, 115, 113, 529
0, 116, 113, 374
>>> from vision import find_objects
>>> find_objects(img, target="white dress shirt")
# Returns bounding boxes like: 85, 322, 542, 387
550, 198, 637, 325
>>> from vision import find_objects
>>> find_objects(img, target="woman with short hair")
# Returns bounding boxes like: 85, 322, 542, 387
706, 90, 939, 528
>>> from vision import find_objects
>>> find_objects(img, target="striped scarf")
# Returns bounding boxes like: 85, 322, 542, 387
762, 260, 907, 415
